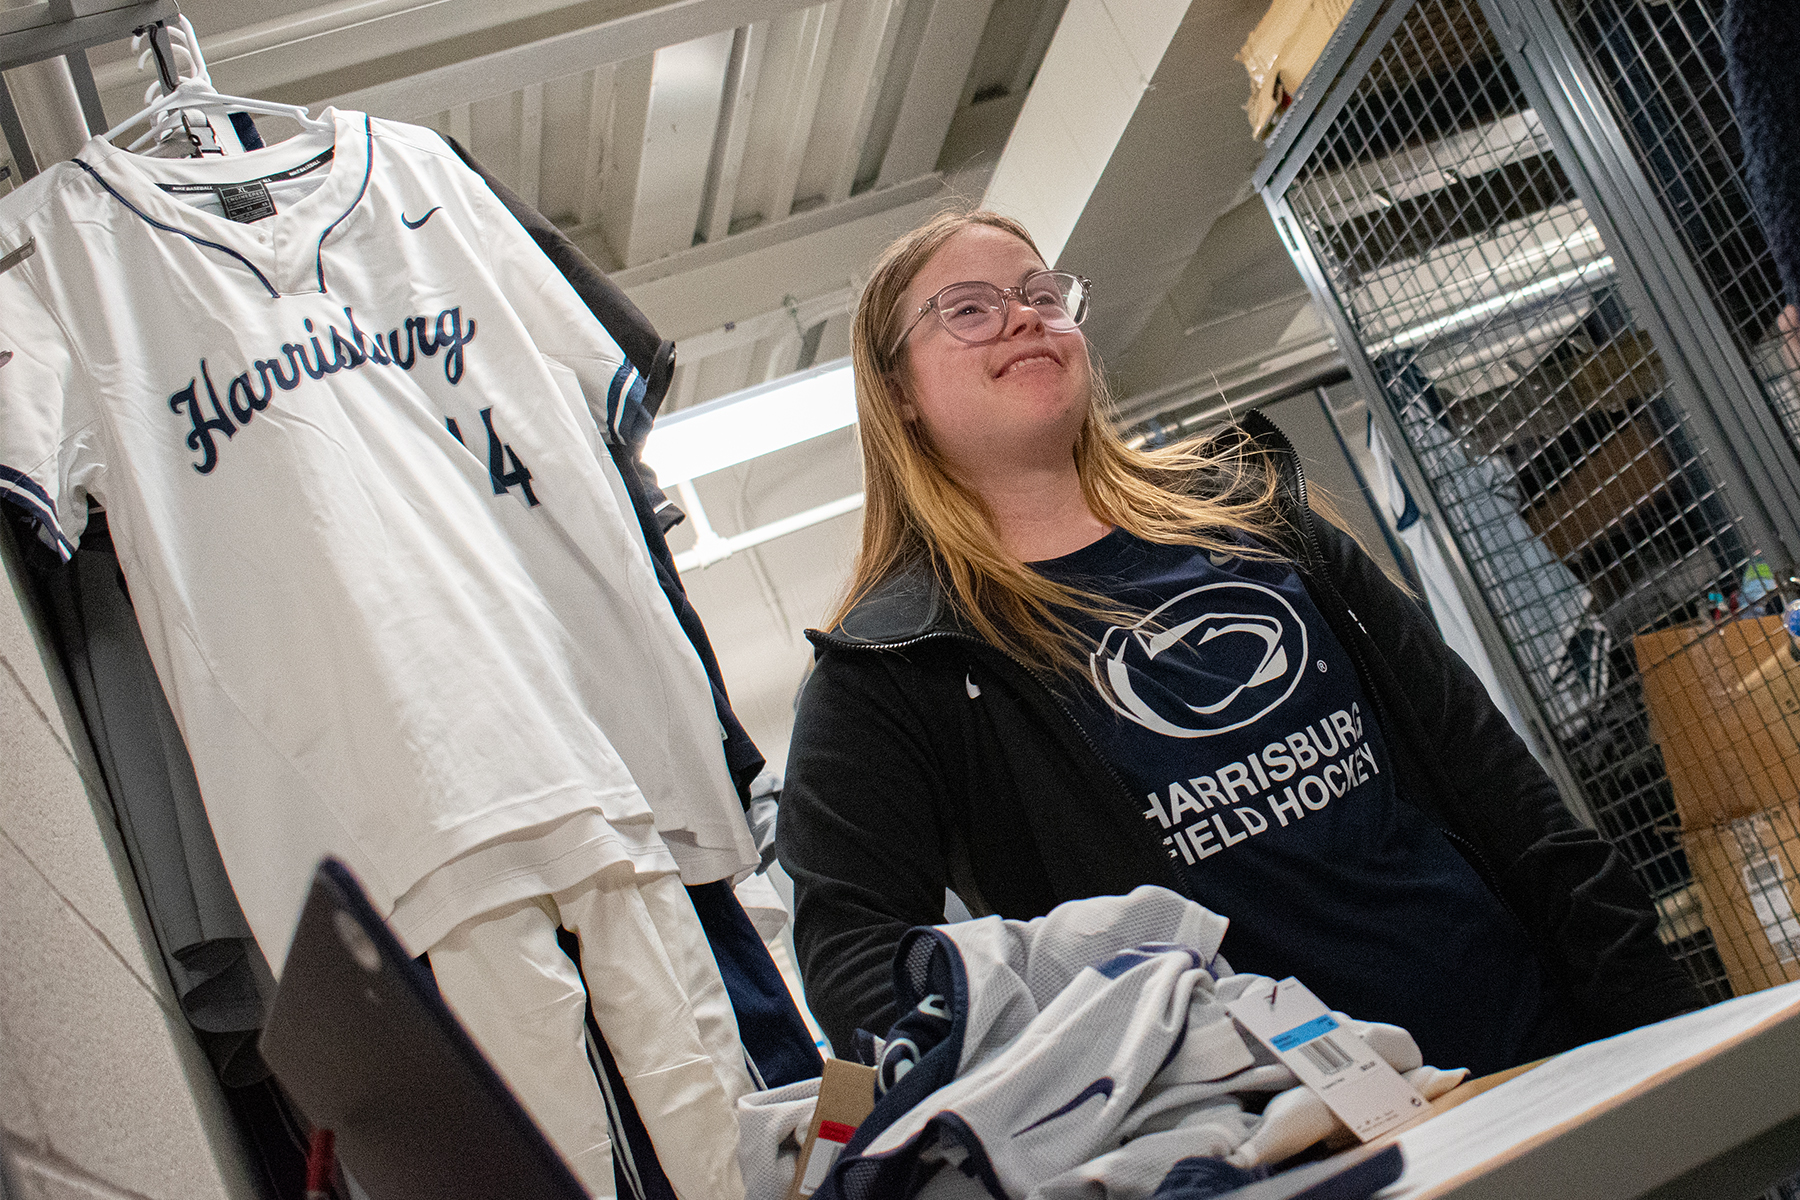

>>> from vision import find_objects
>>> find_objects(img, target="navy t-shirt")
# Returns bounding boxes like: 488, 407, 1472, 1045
1032, 528, 1579, 1075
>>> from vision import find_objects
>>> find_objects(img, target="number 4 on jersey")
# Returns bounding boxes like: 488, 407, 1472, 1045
445, 408, 539, 507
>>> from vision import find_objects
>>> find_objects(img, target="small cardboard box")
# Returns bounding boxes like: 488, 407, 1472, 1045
1634, 615, 1800, 828
787, 1059, 876, 1200
1636, 615, 1800, 994
1681, 803, 1800, 995
1237, 0, 1353, 138
1522, 416, 1675, 566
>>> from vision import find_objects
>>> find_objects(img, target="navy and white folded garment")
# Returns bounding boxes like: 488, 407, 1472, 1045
736, 1074, 822, 1200
819, 887, 1465, 1200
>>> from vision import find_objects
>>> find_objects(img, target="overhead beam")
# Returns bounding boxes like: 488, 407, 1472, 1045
518, 81, 544, 210
809, 0, 906, 205
578, 62, 617, 230
982, 0, 1192, 266
760, 2, 839, 223
873, 0, 994, 187
699, 21, 768, 243
619, 174, 946, 340
602, 30, 734, 267
674, 284, 858, 362
310, 0, 822, 121
92, 0, 639, 116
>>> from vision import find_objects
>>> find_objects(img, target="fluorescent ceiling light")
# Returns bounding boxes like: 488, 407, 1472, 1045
1377, 256, 1615, 352
641, 357, 857, 484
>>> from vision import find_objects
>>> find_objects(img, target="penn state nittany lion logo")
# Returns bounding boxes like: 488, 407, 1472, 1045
1090, 581, 1308, 738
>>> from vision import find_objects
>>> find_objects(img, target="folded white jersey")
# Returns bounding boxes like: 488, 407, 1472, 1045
820, 887, 1465, 1200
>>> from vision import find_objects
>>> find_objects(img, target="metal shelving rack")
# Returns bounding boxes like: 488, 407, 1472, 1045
0, 0, 177, 181
1257, 0, 1800, 1003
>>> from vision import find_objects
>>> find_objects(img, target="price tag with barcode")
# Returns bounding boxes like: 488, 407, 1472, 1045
1225, 977, 1427, 1141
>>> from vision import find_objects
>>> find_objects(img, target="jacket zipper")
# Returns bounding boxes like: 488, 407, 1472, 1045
812, 627, 1192, 895
813, 420, 1513, 910
1260, 422, 1516, 909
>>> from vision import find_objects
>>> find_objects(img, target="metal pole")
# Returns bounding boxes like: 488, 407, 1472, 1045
1, 56, 92, 166
62, 50, 106, 133
0, 73, 36, 180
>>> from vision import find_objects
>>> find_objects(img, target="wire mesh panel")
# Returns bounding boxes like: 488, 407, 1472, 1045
1278, 0, 1800, 1002
1549, 0, 1800, 446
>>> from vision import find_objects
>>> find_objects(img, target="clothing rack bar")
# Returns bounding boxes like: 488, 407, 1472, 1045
0, 0, 176, 181
62, 47, 107, 132
0, 0, 175, 72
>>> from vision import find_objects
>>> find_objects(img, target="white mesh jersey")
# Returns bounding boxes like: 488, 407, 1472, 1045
0, 112, 755, 963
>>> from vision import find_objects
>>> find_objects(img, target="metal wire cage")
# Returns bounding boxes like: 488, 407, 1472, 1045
1266, 0, 1800, 1004
1551, 0, 1800, 447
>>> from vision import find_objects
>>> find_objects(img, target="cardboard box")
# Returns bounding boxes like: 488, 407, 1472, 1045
1562, 331, 1664, 412
1636, 615, 1800, 995
1681, 803, 1800, 995
787, 1059, 876, 1200
1237, 0, 1352, 138
1634, 616, 1800, 828
1520, 416, 1676, 567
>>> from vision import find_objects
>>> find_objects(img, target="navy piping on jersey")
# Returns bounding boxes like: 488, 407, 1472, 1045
69, 158, 281, 299
605, 360, 648, 446
314, 114, 374, 294
0, 466, 73, 560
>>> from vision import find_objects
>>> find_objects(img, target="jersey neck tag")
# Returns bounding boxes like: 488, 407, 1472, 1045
217, 181, 276, 223
152, 147, 335, 223
1225, 977, 1427, 1141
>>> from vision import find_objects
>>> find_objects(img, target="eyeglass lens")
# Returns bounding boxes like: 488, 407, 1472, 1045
936, 272, 1087, 344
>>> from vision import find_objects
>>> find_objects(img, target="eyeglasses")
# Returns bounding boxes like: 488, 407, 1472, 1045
890, 269, 1091, 357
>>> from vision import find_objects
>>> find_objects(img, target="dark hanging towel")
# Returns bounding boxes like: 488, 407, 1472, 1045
19, 514, 273, 1082
1726, 0, 1800, 307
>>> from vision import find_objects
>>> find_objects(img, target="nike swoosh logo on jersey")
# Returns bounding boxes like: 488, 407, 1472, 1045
401, 207, 442, 230
1014, 1077, 1115, 1136
0, 351, 12, 368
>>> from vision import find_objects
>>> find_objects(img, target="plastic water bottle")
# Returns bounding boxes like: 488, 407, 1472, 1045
1743, 560, 1777, 604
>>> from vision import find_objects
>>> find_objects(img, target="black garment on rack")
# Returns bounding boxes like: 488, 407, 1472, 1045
19, 514, 274, 1085
443, 135, 821, 1089
440, 135, 768, 805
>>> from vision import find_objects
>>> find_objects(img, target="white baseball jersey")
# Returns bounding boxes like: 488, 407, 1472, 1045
0, 111, 756, 962
828, 887, 1464, 1200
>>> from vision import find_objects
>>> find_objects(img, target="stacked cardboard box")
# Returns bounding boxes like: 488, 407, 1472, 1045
1635, 615, 1800, 994
1238, 0, 1353, 139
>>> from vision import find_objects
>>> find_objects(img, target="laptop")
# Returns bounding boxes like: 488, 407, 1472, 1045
260, 858, 588, 1200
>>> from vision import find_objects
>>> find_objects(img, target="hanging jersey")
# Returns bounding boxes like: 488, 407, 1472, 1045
0, 111, 756, 961
1033, 529, 1578, 1075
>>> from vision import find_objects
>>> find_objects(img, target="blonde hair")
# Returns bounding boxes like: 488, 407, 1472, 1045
835, 209, 1296, 672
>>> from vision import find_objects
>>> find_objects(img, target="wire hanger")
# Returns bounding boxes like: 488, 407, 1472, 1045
102, 16, 332, 152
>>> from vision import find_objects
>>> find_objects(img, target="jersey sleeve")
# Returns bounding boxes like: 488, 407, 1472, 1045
0, 244, 99, 561
461, 178, 636, 446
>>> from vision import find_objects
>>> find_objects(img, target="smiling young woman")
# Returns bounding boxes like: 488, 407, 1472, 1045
776, 209, 1701, 1078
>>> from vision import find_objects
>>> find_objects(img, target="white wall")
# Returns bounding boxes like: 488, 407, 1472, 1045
0, 529, 256, 1200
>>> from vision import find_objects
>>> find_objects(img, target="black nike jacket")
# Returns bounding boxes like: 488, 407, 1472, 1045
775, 413, 1702, 1058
